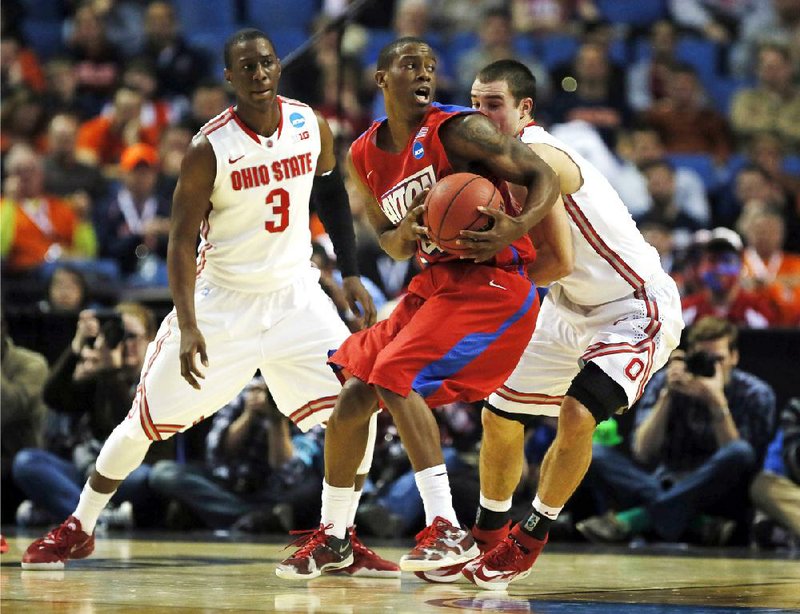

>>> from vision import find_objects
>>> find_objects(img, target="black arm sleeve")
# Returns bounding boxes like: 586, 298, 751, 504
311, 167, 359, 278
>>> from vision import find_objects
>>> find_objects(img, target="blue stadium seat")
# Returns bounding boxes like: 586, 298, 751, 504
185, 31, 228, 80
245, 0, 319, 31
20, 0, 63, 22
706, 77, 749, 115
361, 29, 396, 66
666, 153, 719, 191
537, 34, 580, 70
596, 0, 667, 26
675, 37, 719, 81
174, 0, 235, 36
783, 156, 800, 177
21, 21, 64, 60
270, 27, 307, 59
513, 34, 536, 59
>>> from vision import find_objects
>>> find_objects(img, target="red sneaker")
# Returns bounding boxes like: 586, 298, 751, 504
399, 516, 480, 572
275, 524, 353, 580
462, 525, 547, 590
328, 528, 400, 578
21, 516, 95, 570
414, 521, 511, 583
1, 534, 8, 554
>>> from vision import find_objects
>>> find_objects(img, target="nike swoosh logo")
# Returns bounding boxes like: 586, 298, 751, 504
366, 170, 374, 179
228, 154, 245, 164
488, 280, 507, 290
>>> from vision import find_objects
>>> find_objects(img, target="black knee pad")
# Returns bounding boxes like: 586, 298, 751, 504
566, 362, 628, 424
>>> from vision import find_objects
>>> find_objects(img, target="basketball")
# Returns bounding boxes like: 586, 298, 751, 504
424, 173, 504, 254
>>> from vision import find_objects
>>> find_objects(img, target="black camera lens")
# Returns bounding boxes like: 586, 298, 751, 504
685, 351, 718, 377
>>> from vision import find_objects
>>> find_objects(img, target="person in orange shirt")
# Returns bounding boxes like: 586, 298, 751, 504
741, 207, 800, 326
76, 87, 155, 171
1, 146, 96, 272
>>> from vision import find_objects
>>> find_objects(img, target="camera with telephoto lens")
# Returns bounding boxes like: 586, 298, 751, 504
94, 309, 126, 348
684, 350, 718, 377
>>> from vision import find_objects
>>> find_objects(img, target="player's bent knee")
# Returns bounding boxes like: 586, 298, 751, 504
565, 362, 628, 425
330, 378, 376, 426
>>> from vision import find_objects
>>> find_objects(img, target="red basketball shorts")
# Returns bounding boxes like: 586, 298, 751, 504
330, 261, 539, 407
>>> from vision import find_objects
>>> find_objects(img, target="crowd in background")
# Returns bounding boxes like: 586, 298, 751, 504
1, 0, 799, 549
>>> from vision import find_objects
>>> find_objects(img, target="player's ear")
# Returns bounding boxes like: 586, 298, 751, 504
375, 69, 387, 89
223, 68, 231, 84
519, 97, 534, 119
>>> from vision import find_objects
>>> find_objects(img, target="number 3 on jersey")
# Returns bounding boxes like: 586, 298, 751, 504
265, 188, 290, 233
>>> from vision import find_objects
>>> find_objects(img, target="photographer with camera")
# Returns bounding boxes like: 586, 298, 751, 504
576, 316, 776, 545
12, 303, 162, 528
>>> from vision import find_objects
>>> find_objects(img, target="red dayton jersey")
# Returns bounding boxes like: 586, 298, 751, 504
349, 102, 535, 268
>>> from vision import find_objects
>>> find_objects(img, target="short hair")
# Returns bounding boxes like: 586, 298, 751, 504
758, 42, 791, 62
224, 28, 273, 69
115, 302, 158, 341
640, 158, 674, 175
670, 61, 697, 78
687, 316, 738, 351
476, 59, 537, 109
377, 36, 430, 71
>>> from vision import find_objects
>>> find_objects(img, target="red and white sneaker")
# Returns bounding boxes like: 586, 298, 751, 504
328, 527, 400, 578
399, 516, 480, 573
414, 520, 511, 583
275, 524, 354, 580
21, 516, 95, 570
462, 525, 547, 590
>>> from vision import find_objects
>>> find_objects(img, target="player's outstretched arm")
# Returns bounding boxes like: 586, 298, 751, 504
168, 134, 215, 389
441, 113, 559, 261
313, 114, 376, 327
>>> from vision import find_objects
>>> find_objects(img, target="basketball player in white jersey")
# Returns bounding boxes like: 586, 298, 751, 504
453, 60, 685, 589
22, 29, 398, 578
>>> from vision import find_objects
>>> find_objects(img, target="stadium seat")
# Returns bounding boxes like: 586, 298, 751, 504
783, 155, 800, 177
270, 27, 307, 59
675, 37, 719, 81
706, 77, 749, 115
665, 153, 719, 191
174, 0, 236, 36
21, 20, 64, 59
19, 0, 63, 22
245, 0, 319, 31
596, 0, 667, 26
537, 34, 580, 70
185, 31, 228, 79
361, 29, 396, 66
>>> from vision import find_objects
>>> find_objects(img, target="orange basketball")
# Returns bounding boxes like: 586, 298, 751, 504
424, 173, 504, 254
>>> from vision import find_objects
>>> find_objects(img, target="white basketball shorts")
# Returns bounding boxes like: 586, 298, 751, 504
122, 270, 350, 442
488, 273, 684, 417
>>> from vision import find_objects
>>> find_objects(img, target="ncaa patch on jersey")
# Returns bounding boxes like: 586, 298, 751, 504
412, 141, 424, 159
289, 112, 305, 128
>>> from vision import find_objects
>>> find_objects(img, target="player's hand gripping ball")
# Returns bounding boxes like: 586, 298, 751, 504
423, 173, 504, 254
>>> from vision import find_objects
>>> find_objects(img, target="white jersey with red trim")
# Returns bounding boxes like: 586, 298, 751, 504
198, 98, 321, 293
521, 124, 663, 305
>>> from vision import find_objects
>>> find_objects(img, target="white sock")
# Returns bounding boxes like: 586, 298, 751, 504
347, 488, 363, 529
74, 483, 115, 534
479, 493, 512, 512
320, 481, 353, 539
532, 495, 563, 521
414, 464, 458, 526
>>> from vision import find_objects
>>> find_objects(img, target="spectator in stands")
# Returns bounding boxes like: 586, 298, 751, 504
640, 220, 681, 281
0, 87, 49, 155
88, 0, 145, 58
95, 143, 170, 285
0, 34, 46, 97
627, 20, 678, 112
155, 124, 192, 202
1, 313, 48, 522
730, 43, 800, 148
1, 145, 96, 272
456, 7, 551, 104
76, 87, 151, 170
750, 397, 800, 547
115, 59, 174, 148
577, 316, 776, 545
43, 113, 108, 214
642, 63, 733, 163
638, 160, 704, 249
615, 125, 710, 226
748, 132, 800, 201
668, 0, 771, 48
511, 0, 599, 35
140, 0, 208, 99
733, 0, 800, 77
429, 0, 504, 36
39, 265, 89, 314
42, 57, 94, 120
740, 207, 800, 326
182, 81, 230, 134
681, 228, 778, 328
149, 376, 322, 532
12, 303, 162, 528
551, 41, 629, 149
65, 3, 124, 115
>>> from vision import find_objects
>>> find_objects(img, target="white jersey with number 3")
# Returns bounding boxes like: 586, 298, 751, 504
521, 124, 663, 305
198, 98, 321, 293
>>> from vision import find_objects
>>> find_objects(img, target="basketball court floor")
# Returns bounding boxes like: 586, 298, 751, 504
1, 530, 799, 613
